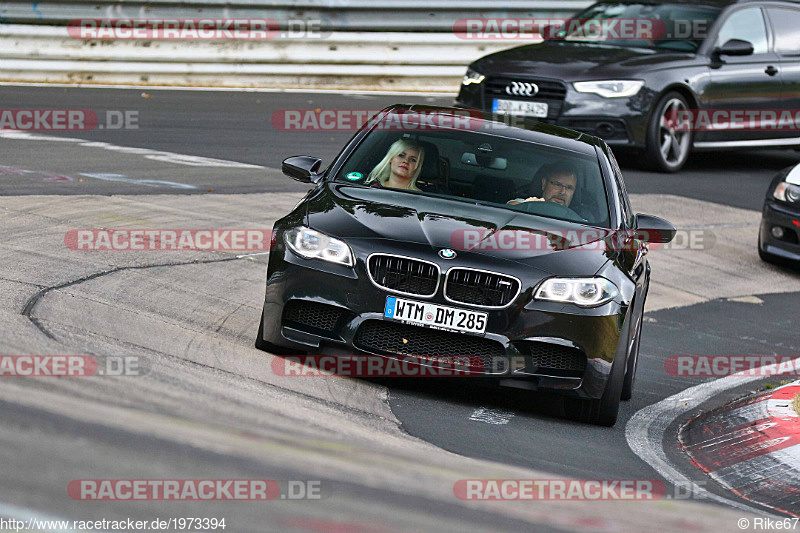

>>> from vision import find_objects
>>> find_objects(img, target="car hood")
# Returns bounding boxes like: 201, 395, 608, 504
473, 41, 695, 81
305, 183, 614, 276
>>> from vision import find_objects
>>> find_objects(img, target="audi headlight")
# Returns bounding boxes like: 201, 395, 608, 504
284, 226, 354, 267
774, 181, 800, 203
535, 277, 618, 307
462, 68, 486, 86
573, 80, 644, 98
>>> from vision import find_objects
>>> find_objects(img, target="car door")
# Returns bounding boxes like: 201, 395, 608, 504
766, 5, 800, 141
607, 150, 645, 285
701, 6, 784, 142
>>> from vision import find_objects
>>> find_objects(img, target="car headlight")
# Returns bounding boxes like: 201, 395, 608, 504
284, 226, 354, 267
535, 277, 619, 307
462, 68, 486, 86
573, 80, 644, 98
774, 181, 800, 203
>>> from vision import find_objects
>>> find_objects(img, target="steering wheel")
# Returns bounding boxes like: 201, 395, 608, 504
517, 199, 587, 223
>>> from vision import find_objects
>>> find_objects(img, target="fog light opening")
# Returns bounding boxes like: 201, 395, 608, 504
771, 226, 785, 239
596, 123, 616, 137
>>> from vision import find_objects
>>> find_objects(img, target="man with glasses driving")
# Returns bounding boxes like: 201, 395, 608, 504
507, 162, 578, 208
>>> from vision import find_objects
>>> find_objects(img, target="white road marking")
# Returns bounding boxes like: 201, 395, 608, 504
0, 130, 263, 168
726, 296, 764, 305
0, 81, 452, 97
469, 407, 514, 425
768, 382, 800, 419
625, 359, 800, 516
81, 173, 198, 190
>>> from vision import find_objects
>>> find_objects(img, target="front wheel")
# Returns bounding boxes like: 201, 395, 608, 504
644, 92, 693, 173
255, 309, 301, 355
621, 316, 642, 401
564, 369, 623, 426
255, 310, 268, 350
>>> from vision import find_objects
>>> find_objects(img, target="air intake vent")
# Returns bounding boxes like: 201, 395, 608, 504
283, 300, 346, 334
354, 320, 505, 374
445, 268, 520, 307
368, 254, 439, 297
515, 341, 587, 378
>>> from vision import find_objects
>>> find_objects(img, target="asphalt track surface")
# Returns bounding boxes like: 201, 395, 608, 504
3, 85, 800, 208
2, 85, 800, 532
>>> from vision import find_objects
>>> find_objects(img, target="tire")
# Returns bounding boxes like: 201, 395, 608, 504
644, 91, 693, 173
255, 309, 268, 350
564, 365, 624, 427
255, 309, 301, 355
621, 316, 642, 401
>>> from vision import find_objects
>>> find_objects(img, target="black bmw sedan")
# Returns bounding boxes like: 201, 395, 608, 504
759, 163, 800, 263
256, 105, 675, 426
456, 0, 800, 172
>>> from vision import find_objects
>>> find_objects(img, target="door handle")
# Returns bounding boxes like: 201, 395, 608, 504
766, 65, 779, 76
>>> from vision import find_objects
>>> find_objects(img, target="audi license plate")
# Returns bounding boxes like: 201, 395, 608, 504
384, 296, 487, 335
492, 99, 549, 118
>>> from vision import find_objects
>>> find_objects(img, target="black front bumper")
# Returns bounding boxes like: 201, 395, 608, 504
260, 241, 632, 400
456, 79, 650, 148
759, 201, 800, 262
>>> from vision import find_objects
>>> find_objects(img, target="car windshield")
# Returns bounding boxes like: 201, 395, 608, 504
333, 115, 612, 228
566, 2, 721, 52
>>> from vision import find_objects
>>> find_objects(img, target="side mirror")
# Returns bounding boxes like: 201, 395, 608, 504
282, 156, 323, 183
714, 38, 754, 57
635, 214, 676, 243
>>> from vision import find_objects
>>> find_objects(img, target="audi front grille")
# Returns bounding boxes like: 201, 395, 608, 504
484, 77, 567, 120
485, 77, 568, 100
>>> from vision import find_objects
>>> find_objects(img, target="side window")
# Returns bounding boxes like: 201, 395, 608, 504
715, 8, 768, 55
767, 7, 800, 56
608, 151, 633, 228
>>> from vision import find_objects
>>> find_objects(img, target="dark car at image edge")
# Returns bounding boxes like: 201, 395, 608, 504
759, 162, 800, 263
256, 105, 676, 426
456, 0, 800, 172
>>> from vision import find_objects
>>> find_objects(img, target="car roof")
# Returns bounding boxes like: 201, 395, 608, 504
384, 105, 604, 158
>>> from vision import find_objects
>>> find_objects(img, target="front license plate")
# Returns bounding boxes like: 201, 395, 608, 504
492, 99, 549, 118
384, 296, 487, 334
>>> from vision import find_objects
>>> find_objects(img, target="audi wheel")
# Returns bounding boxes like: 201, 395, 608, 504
644, 92, 693, 173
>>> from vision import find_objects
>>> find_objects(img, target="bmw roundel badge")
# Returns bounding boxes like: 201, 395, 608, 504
439, 249, 457, 260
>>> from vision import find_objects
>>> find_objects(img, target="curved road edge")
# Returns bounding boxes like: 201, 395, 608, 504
678, 380, 800, 517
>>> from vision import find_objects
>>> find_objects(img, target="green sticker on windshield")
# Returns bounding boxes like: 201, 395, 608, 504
345, 172, 363, 181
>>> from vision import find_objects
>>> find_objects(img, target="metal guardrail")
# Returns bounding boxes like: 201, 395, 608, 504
0, 0, 592, 91
0, 24, 520, 91
0, 0, 591, 29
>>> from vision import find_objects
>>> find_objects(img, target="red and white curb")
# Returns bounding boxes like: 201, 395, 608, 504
679, 381, 800, 517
